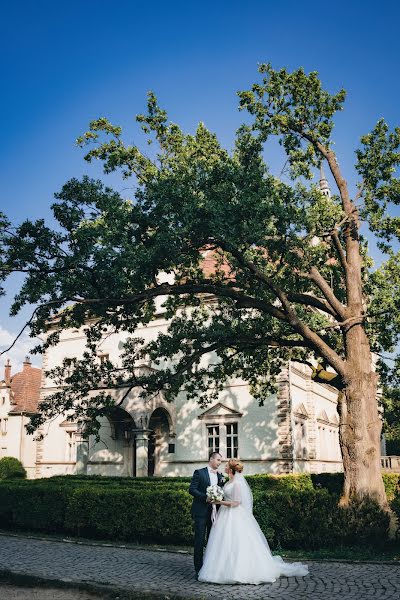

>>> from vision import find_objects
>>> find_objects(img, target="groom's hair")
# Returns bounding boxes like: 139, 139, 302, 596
209, 451, 222, 461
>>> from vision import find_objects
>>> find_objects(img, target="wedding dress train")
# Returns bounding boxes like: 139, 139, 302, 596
198, 474, 309, 585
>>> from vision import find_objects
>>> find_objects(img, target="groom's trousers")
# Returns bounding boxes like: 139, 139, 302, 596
193, 511, 212, 574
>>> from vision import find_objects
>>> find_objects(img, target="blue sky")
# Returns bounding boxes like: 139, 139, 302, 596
1, 0, 399, 369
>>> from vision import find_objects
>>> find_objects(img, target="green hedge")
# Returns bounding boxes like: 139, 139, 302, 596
391, 490, 400, 539
253, 489, 390, 549
0, 479, 390, 549
310, 472, 400, 501
46, 472, 400, 500
64, 486, 192, 543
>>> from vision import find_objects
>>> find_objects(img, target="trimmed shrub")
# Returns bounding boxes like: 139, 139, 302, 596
253, 489, 389, 549
0, 482, 69, 532
391, 490, 400, 539
0, 478, 390, 549
382, 473, 400, 501
253, 489, 338, 549
311, 472, 343, 495
247, 473, 314, 493
0, 457, 27, 480
64, 485, 193, 543
335, 498, 391, 546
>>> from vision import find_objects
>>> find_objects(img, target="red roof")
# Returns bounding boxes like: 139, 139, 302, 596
9, 359, 41, 413
200, 247, 234, 280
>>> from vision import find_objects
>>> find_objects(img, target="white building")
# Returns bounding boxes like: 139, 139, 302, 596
1, 309, 345, 479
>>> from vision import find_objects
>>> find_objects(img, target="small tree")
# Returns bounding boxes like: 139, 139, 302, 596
1, 65, 400, 506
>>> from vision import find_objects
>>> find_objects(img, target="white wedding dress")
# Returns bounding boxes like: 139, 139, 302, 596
198, 474, 309, 585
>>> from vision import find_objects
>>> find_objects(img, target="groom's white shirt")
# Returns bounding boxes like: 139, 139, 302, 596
207, 466, 218, 487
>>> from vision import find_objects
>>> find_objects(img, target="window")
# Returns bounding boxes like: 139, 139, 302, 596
207, 425, 220, 454
66, 431, 77, 462
168, 443, 175, 454
226, 423, 238, 458
98, 353, 109, 365
64, 358, 74, 379
317, 425, 327, 460
294, 420, 307, 459
1, 418, 8, 435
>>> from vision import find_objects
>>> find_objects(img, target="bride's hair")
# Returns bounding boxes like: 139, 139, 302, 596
228, 459, 244, 474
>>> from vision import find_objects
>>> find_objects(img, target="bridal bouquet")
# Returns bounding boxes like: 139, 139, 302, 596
206, 484, 224, 503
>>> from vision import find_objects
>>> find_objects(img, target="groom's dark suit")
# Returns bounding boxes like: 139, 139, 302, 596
189, 467, 224, 575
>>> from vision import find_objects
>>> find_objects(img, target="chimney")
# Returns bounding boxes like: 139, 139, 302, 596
23, 356, 32, 370
4, 359, 11, 385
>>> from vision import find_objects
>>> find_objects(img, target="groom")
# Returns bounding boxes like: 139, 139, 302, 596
189, 451, 224, 579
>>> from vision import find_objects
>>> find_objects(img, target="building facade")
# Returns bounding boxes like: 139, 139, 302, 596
26, 311, 344, 479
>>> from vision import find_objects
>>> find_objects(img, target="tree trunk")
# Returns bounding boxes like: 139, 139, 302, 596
339, 327, 387, 507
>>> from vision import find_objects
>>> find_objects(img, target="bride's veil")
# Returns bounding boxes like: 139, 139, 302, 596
234, 473, 253, 513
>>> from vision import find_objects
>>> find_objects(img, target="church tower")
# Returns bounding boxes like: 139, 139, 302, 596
319, 164, 331, 198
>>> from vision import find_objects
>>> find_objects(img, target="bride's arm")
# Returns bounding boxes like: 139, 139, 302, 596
213, 500, 240, 507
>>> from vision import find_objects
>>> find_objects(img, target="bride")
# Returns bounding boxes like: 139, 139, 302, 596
198, 459, 309, 585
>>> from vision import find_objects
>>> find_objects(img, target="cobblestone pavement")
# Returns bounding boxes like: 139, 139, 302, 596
0, 534, 399, 599
0, 584, 101, 600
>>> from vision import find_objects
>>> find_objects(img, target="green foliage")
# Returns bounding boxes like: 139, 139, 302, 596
381, 381, 400, 453
391, 490, 400, 538
247, 473, 314, 493
0, 457, 27, 480
0, 482, 67, 531
64, 486, 192, 543
238, 64, 346, 179
0, 476, 391, 549
40, 472, 400, 501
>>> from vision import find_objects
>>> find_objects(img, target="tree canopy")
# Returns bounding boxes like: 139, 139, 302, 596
1, 65, 400, 446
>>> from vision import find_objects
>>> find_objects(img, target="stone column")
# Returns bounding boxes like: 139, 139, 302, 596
75, 432, 89, 475
134, 429, 152, 477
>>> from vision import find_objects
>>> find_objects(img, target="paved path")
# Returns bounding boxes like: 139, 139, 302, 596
0, 584, 100, 600
0, 534, 399, 599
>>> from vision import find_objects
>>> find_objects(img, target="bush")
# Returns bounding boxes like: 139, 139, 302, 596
0, 481, 69, 532
382, 473, 400, 501
391, 490, 400, 539
336, 498, 391, 546
46, 472, 400, 500
64, 485, 193, 543
247, 473, 314, 493
311, 472, 343, 495
0, 457, 26, 480
253, 489, 339, 549
0, 478, 390, 549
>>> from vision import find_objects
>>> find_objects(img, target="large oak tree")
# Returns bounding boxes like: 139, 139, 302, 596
1, 65, 400, 506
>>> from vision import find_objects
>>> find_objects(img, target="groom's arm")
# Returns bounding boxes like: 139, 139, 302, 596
189, 469, 207, 500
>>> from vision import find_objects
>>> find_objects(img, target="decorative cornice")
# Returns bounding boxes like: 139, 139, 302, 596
198, 402, 243, 421
293, 403, 310, 419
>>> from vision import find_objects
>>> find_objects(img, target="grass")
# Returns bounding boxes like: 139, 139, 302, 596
278, 543, 400, 562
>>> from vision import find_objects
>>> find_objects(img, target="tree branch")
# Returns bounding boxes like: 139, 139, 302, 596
331, 229, 348, 271
308, 267, 347, 319
72, 280, 289, 322
286, 292, 337, 317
